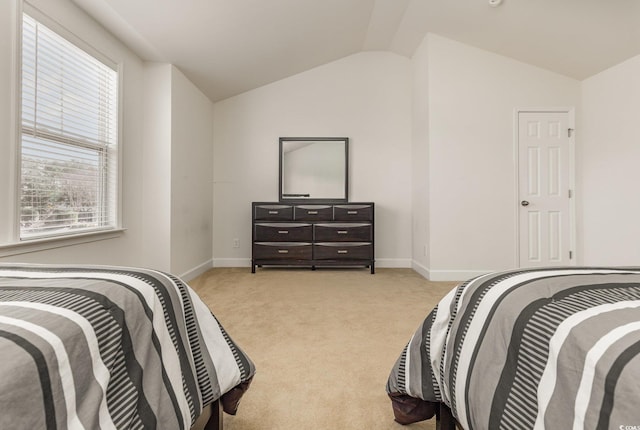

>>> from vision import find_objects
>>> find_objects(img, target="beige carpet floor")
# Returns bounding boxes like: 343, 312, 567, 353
189, 268, 458, 430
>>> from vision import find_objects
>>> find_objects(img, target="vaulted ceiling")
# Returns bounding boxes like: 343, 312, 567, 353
72, 0, 640, 102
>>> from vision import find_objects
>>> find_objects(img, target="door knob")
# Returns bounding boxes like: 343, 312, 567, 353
521, 200, 530, 206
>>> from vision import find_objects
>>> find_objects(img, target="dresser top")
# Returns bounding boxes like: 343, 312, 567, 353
252, 201, 374, 205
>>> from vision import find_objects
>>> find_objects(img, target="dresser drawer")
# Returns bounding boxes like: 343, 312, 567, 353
314, 242, 372, 260
254, 204, 293, 221
294, 205, 333, 221
314, 223, 372, 242
251, 201, 375, 273
253, 242, 312, 260
255, 223, 312, 241
333, 204, 373, 221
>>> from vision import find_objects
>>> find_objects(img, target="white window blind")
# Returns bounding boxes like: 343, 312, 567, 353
20, 13, 119, 240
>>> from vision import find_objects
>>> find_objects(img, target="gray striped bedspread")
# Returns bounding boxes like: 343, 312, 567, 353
387, 267, 640, 429
0, 263, 255, 430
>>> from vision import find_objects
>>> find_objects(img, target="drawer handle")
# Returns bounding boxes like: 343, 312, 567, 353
278, 249, 289, 254
278, 230, 289, 234
347, 210, 358, 214
337, 230, 348, 234
337, 250, 348, 254
268, 210, 279, 214
307, 210, 318, 215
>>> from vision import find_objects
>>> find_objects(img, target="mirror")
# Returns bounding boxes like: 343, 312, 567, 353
279, 137, 348, 202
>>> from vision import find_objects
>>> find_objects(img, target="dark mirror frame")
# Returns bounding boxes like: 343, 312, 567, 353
279, 137, 349, 203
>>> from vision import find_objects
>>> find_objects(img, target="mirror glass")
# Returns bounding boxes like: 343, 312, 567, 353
279, 137, 348, 202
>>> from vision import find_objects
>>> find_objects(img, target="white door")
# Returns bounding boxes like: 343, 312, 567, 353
518, 111, 573, 267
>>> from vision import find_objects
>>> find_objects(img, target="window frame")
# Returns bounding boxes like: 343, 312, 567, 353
0, 3, 124, 256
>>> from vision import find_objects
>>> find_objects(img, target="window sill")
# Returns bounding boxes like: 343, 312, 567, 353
0, 228, 126, 258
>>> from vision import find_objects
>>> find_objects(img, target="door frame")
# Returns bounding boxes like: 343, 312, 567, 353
513, 107, 576, 268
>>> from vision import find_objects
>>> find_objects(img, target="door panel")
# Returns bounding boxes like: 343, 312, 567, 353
518, 111, 572, 267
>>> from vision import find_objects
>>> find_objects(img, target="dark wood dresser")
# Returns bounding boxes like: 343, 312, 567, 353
252, 202, 375, 273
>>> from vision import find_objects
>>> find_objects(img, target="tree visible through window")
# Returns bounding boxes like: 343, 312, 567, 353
20, 13, 118, 240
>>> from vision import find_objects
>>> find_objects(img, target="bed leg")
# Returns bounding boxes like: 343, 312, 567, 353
204, 399, 223, 430
437, 403, 456, 430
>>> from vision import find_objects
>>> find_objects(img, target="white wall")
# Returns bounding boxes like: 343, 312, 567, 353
580, 54, 640, 265
0, 0, 149, 267
0, 0, 18, 247
2, 3, 635, 278
170, 66, 214, 277
0, 1, 214, 280
410, 32, 431, 278
135, 63, 216, 278
421, 34, 581, 280
142, 63, 172, 271
212, 51, 413, 268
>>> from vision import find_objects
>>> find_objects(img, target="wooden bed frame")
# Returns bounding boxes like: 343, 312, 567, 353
191, 399, 222, 430
436, 403, 458, 430
194, 377, 252, 430
205, 399, 223, 430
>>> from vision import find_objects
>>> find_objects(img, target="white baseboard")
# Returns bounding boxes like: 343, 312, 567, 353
411, 260, 492, 282
213, 258, 252, 268
427, 269, 491, 282
180, 259, 213, 281
375, 258, 412, 268
212, 258, 411, 269
411, 260, 430, 279
207, 257, 488, 282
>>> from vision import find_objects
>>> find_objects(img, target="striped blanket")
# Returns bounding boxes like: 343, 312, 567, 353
387, 267, 640, 430
0, 263, 255, 430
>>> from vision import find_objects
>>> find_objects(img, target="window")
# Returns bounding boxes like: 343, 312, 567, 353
20, 13, 119, 240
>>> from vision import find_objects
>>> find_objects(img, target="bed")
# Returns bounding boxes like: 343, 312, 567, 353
387, 267, 640, 430
0, 263, 255, 430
